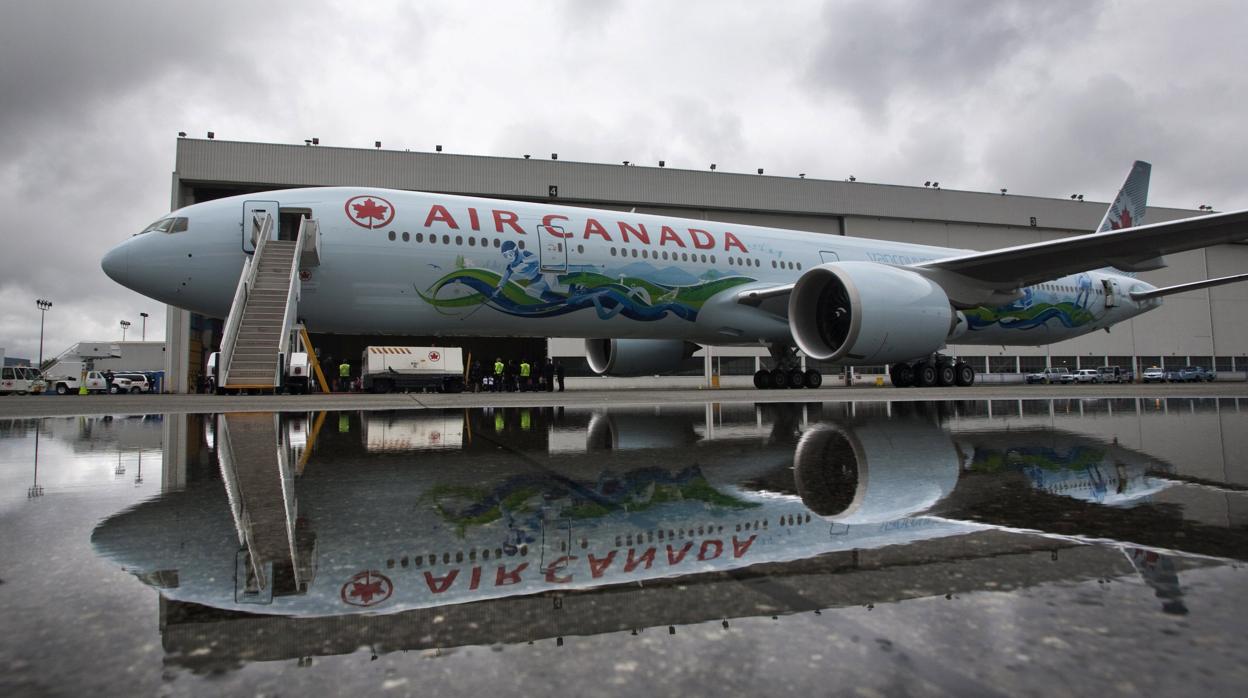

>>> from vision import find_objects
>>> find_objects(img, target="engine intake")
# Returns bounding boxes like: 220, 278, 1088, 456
788, 262, 953, 364
585, 338, 695, 376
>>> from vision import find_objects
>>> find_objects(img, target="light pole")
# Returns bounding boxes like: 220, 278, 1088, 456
139, 312, 149, 341
120, 320, 131, 341
35, 299, 52, 368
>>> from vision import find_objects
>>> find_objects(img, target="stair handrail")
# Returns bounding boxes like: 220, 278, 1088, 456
220, 213, 273, 387
273, 217, 310, 386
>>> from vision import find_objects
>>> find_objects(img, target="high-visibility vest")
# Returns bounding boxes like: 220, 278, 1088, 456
520, 362, 531, 377
494, 361, 504, 375
339, 363, 350, 377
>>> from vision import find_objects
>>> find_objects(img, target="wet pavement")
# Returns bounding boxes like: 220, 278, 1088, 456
2, 397, 1246, 696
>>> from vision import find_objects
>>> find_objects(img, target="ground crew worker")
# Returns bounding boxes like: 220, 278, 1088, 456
338, 360, 351, 392
556, 360, 566, 392
519, 359, 532, 391
493, 358, 505, 392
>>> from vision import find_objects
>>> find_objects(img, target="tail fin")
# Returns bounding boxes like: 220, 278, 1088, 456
1096, 160, 1151, 232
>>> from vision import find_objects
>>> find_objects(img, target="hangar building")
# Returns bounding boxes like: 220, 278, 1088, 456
161, 137, 1248, 392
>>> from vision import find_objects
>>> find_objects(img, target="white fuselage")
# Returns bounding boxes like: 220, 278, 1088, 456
102, 188, 1161, 357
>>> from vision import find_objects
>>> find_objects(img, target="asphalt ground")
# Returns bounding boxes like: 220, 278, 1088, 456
3, 380, 1246, 417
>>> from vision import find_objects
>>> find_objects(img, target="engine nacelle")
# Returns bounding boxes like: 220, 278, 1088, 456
585, 338, 695, 376
788, 262, 953, 364
793, 421, 960, 524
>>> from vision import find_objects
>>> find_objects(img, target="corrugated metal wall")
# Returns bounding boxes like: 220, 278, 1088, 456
176, 138, 1199, 233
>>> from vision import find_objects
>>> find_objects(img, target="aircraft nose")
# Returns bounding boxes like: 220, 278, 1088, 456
101, 243, 130, 285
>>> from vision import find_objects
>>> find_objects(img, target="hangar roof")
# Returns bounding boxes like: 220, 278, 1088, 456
175, 138, 1198, 232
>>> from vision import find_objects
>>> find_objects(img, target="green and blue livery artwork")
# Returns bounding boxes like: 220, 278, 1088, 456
965, 274, 1097, 331
417, 240, 755, 321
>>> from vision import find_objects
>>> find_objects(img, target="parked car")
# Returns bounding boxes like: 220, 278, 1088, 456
1141, 366, 1167, 383
1096, 365, 1132, 383
1074, 369, 1100, 383
113, 372, 151, 393
1176, 366, 1215, 382
1026, 367, 1073, 384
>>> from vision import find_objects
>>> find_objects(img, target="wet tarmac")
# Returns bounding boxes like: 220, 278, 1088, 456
2, 397, 1246, 695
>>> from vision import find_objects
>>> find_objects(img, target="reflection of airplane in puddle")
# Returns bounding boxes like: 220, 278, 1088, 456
92, 404, 1218, 629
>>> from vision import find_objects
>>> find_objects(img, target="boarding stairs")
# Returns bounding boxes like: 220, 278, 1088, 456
217, 212, 321, 391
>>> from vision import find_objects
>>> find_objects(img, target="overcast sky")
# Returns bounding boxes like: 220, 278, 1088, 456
1, 0, 1245, 362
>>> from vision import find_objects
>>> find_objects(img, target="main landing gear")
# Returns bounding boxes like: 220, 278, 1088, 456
888, 355, 976, 388
753, 344, 824, 389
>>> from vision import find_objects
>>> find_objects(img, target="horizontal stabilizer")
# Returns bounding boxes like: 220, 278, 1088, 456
918, 208, 1248, 289
1129, 273, 1248, 301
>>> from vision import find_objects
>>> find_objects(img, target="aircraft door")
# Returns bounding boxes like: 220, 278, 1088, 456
820, 251, 840, 264
539, 508, 575, 579
535, 224, 569, 273
1102, 279, 1117, 307
242, 200, 281, 253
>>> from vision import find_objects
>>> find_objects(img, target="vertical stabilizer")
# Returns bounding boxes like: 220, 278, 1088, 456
1096, 161, 1151, 232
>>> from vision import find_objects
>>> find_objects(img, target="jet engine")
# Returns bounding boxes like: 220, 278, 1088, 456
585, 338, 695, 376
793, 420, 960, 523
788, 262, 954, 364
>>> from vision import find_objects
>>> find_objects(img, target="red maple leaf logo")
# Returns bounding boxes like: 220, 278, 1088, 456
1109, 207, 1134, 230
344, 195, 396, 229
353, 198, 387, 221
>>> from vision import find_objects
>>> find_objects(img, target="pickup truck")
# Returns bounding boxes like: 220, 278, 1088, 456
1175, 366, 1215, 382
47, 370, 133, 395
1096, 366, 1133, 383
1026, 367, 1074, 384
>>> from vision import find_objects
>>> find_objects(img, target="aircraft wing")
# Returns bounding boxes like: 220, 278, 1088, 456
914, 208, 1248, 288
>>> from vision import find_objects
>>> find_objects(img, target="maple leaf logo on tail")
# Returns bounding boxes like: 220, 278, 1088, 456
345, 195, 396, 229
1116, 208, 1133, 229
1097, 161, 1150, 233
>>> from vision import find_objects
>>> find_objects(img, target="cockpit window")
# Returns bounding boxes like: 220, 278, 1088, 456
138, 217, 189, 235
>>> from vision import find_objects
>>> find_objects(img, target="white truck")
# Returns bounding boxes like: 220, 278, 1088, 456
361, 346, 465, 394
45, 366, 135, 395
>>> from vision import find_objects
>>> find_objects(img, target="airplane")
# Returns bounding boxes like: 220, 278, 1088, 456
100, 161, 1248, 388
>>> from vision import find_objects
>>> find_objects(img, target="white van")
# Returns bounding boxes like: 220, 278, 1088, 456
1, 366, 46, 395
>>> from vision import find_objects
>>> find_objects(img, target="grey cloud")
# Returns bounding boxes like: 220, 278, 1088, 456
805, 0, 1100, 116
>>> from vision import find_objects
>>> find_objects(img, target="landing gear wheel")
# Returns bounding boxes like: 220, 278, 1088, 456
803, 369, 823, 389
889, 362, 914, 388
788, 369, 805, 389
916, 362, 938, 388
954, 361, 975, 387
936, 362, 956, 387
753, 370, 770, 389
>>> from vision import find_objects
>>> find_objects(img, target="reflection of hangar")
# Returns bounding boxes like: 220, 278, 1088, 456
163, 139, 1248, 392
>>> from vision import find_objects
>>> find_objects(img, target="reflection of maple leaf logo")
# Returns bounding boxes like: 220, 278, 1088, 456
353, 198, 388, 222
340, 570, 393, 606
350, 579, 385, 604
